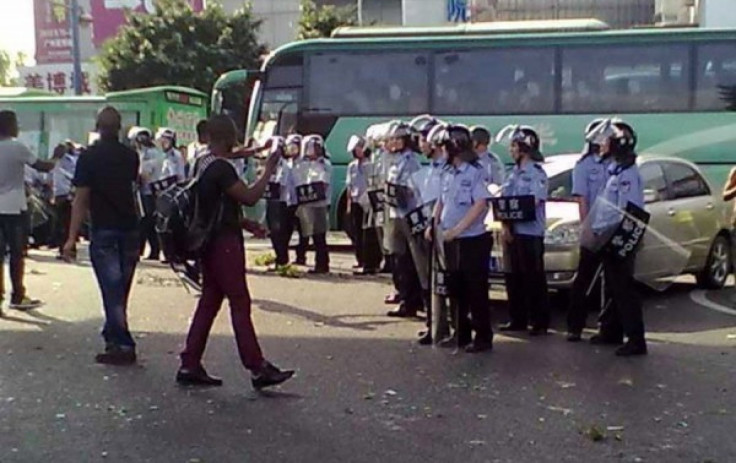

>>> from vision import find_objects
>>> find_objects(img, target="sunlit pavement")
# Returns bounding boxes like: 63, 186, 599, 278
0, 247, 734, 462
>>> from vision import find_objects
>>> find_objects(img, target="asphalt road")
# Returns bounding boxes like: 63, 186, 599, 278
0, 246, 734, 463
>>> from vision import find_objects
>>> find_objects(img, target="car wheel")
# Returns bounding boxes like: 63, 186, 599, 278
696, 235, 731, 290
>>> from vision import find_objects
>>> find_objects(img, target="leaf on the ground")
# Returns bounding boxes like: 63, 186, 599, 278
584, 425, 606, 442
384, 389, 398, 396
363, 392, 375, 400
276, 264, 301, 278
477, 414, 488, 420
254, 253, 276, 267
726, 334, 736, 339
468, 440, 486, 446
557, 381, 576, 389
547, 406, 573, 416
618, 378, 634, 387
55, 413, 66, 420
607, 426, 624, 432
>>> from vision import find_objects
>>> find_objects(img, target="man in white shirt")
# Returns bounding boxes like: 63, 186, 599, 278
0, 111, 57, 311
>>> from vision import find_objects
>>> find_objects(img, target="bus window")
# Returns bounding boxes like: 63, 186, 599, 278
307, 52, 430, 115
434, 47, 556, 115
561, 44, 690, 113
254, 88, 300, 142
696, 43, 736, 111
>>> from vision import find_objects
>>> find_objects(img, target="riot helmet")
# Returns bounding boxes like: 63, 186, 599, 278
155, 127, 177, 151
583, 118, 607, 155
302, 134, 326, 159
347, 134, 366, 158
496, 125, 543, 164
387, 120, 412, 153
285, 134, 303, 158
440, 124, 476, 163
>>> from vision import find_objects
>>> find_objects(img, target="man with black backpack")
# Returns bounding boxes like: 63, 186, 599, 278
176, 114, 294, 390
63, 107, 141, 365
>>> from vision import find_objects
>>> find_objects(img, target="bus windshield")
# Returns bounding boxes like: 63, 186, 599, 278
254, 88, 299, 142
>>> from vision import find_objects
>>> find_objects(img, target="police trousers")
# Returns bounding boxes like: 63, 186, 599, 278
567, 247, 606, 335
447, 233, 493, 345
350, 203, 382, 271
266, 201, 292, 266
600, 253, 645, 344
504, 235, 549, 330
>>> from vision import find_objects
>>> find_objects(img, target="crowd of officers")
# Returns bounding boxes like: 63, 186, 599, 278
262, 115, 648, 357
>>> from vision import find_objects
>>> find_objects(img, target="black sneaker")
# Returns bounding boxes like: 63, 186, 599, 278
566, 332, 583, 342
307, 268, 329, 275
464, 340, 493, 353
615, 341, 648, 357
529, 327, 549, 337
176, 366, 223, 387
95, 348, 136, 366
251, 362, 295, 390
417, 332, 432, 346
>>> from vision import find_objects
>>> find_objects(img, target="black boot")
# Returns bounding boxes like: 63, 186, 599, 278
252, 361, 295, 390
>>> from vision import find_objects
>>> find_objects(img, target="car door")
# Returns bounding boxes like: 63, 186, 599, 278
637, 161, 680, 277
660, 161, 718, 265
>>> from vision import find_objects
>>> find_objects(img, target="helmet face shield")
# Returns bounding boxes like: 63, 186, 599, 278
585, 119, 616, 146
496, 124, 542, 161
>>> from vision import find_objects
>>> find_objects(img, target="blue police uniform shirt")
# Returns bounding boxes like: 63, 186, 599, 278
592, 161, 644, 234
386, 150, 422, 218
440, 161, 491, 238
52, 153, 78, 198
477, 150, 506, 186
572, 152, 611, 218
161, 148, 186, 182
346, 159, 369, 201
502, 160, 548, 237
270, 158, 295, 205
423, 158, 447, 205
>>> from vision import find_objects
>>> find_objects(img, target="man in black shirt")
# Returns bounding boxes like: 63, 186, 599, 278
64, 106, 141, 365
177, 115, 294, 390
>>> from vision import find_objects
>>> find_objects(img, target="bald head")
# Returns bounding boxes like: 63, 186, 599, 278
96, 106, 122, 138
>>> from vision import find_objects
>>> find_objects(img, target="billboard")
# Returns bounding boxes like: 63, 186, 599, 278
34, 0, 74, 64
90, 0, 205, 48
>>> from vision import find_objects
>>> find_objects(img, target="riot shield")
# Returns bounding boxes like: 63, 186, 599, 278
581, 195, 691, 291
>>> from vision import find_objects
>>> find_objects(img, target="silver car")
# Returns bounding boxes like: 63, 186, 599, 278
488, 154, 733, 296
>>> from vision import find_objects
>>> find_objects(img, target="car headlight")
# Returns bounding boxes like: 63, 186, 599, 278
545, 222, 580, 246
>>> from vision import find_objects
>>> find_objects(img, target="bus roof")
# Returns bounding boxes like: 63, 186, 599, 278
0, 87, 57, 98
106, 86, 208, 99
213, 70, 251, 91
331, 18, 611, 38
267, 25, 736, 66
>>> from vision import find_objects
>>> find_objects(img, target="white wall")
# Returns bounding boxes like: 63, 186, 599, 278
401, 0, 447, 26
217, 0, 301, 48
700, 0, 736, 27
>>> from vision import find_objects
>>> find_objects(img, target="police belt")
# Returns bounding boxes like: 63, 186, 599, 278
490, 195, 536, 222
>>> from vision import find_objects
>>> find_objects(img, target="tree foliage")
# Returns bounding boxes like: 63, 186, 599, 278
99, 0, 266, 95
297, 0, 357, 40
0, 50, 12, 86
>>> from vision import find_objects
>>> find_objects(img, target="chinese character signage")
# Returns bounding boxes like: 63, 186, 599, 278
490, 195, 536, 222
90, 0, 204, 49
296, 182, 327, 205
19, 63, 99, 95
34, 0, 73, 64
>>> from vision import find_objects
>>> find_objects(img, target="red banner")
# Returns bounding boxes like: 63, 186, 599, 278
34, 0, 74, 64
90, 0, 205, 49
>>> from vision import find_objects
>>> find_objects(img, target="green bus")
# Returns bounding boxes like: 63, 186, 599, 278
220, 19, 736, 229
0, 86, 208, 159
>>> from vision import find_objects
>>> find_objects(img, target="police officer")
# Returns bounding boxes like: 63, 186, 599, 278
295, 135, 332, 274
566, 119, 612, 342
499, 126, 550, 336
470, 125, 505, 188
51, 141, 79, 256
434, 125, 493, 352
265, 136, 294, 270
285, 134, 309, 265
129, 127, 164, 260
157, 128, 187, 183
409, 115, 444, 344
384, 121, 428, 319
589, 121, 647, 356
346, 134, 382, 275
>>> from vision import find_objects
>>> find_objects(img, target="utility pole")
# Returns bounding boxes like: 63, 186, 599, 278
70, 0, 83, 95
357, 0, 363, 26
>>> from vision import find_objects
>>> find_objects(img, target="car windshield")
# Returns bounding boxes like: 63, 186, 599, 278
542, 157, 577, 201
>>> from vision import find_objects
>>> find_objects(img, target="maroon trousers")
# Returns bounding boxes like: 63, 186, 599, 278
180, 231, 264, 371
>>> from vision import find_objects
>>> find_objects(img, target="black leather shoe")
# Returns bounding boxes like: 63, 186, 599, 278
252, 362, 295, 390
590, 334, 624, 346
615, 341, 648, 357
308, 268, 329, 275
353, 268, 377, 276
566, 332, 582, 342
292, 259, 306, 266
384, 293, 401, 304
95, 348, 136, 366
499, 323, 527, 332
417, 332, 432, 346
176, 367, 223, 387
529, 327, 549, 337
465, 341, 493, 353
